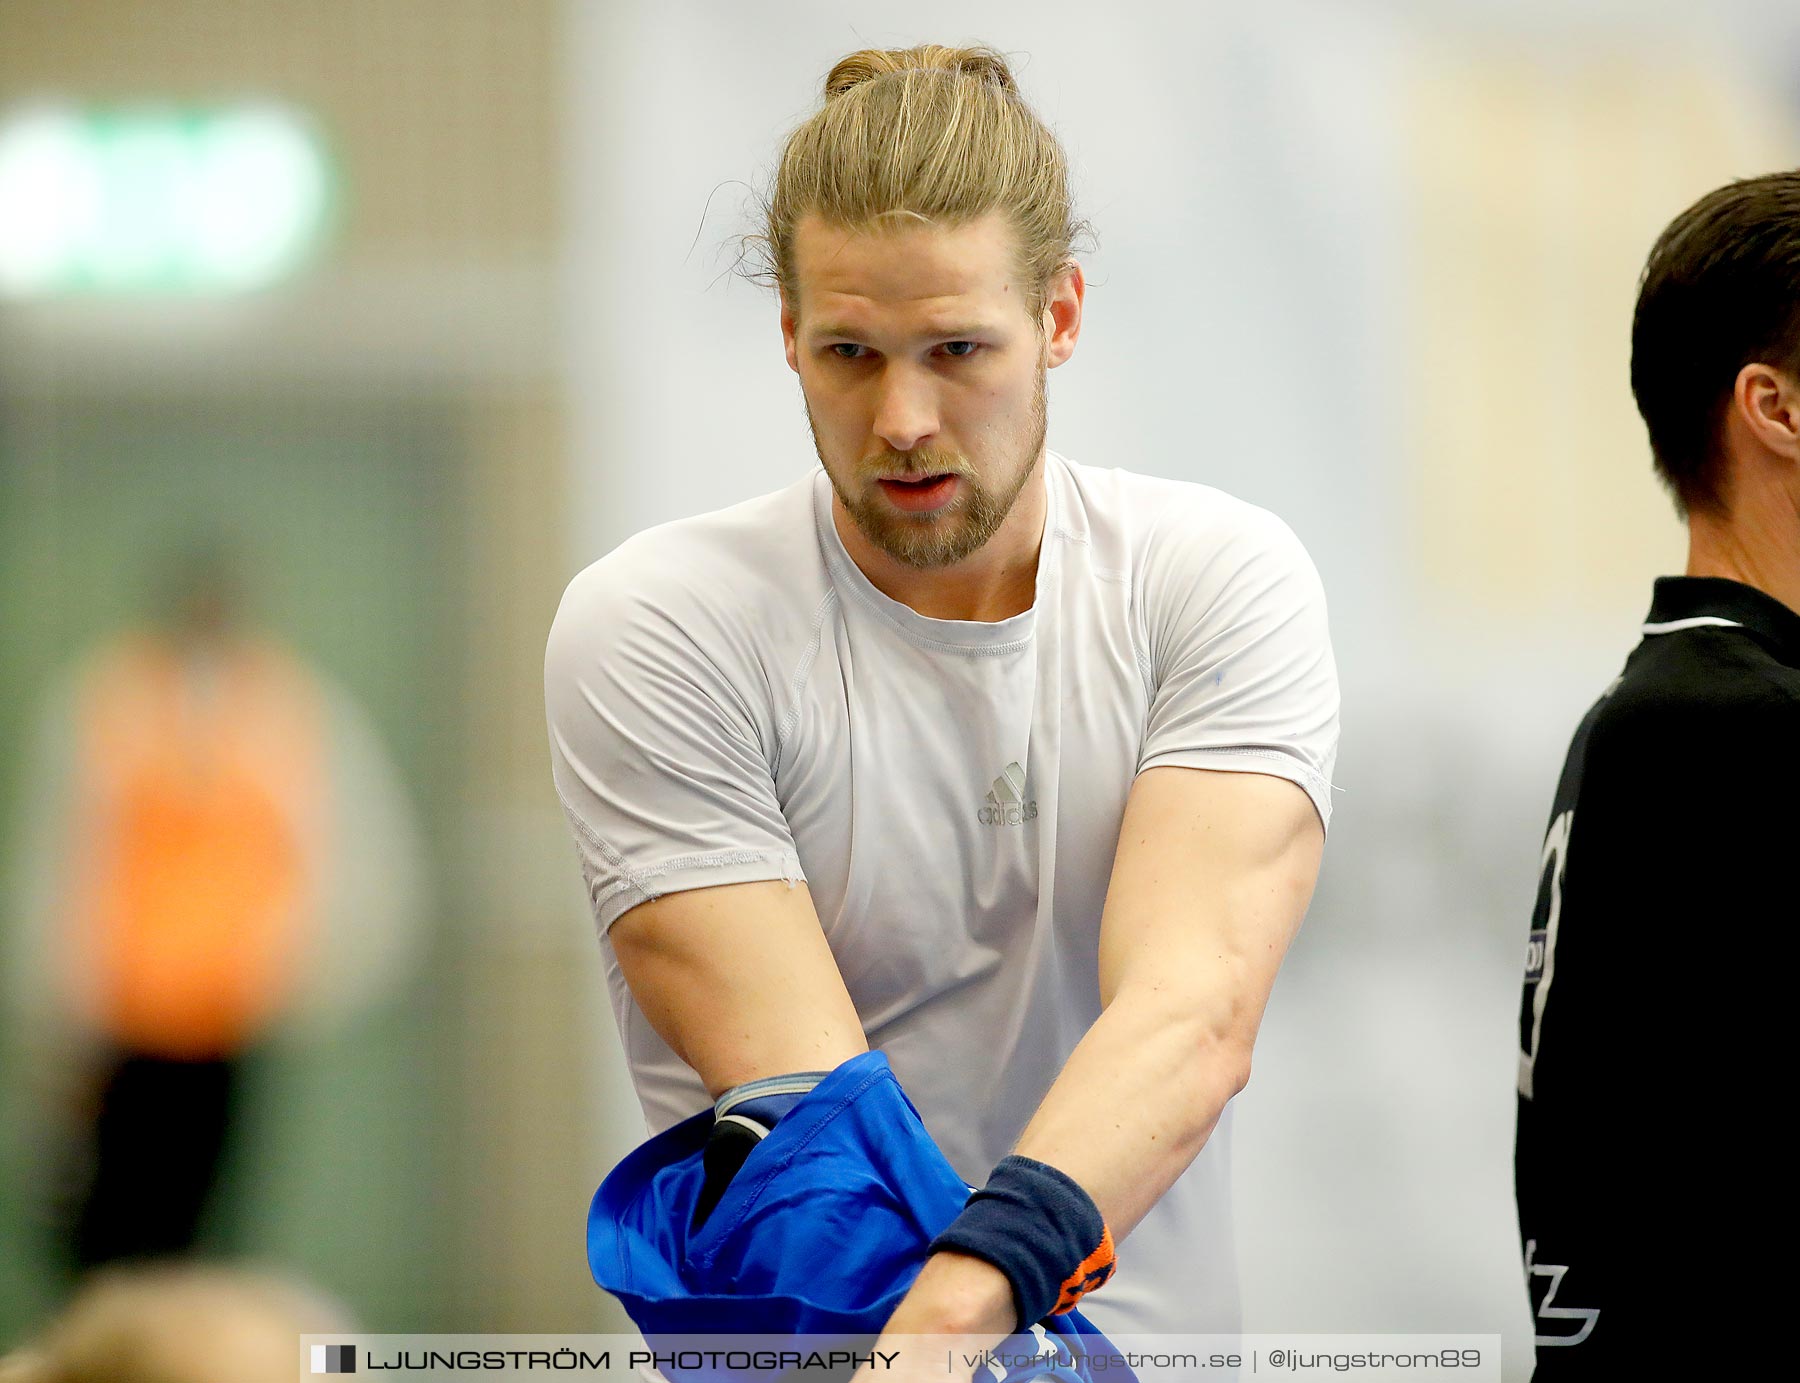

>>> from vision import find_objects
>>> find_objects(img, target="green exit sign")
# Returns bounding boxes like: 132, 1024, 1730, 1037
0, 103, 337, 297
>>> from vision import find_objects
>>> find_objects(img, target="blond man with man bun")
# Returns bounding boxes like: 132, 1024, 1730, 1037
548, 43, 1338, 1373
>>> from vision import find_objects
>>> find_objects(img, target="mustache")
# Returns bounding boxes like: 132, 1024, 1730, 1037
865, 455, 965, 478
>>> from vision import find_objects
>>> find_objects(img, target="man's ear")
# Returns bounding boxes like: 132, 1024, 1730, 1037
1042, 260, 1085, 370
1733, 362, 1800, 460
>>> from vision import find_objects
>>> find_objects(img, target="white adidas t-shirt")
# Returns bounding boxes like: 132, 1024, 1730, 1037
545, 449, 1339, 1338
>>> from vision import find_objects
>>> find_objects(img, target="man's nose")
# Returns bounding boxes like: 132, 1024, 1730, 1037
871, 367, 939, 454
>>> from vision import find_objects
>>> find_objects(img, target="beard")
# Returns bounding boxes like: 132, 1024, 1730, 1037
806, 359, 1048, 571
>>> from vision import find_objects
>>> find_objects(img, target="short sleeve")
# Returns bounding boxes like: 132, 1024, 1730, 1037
1135, 503, 1339, 830
544, 560, 804, 935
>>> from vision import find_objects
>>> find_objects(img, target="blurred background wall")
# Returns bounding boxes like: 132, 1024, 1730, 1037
0, 0, 599, 1342
1, 2, 1795, 1379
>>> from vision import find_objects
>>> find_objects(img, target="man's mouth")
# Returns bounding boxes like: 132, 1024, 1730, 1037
876, 474, 959, 512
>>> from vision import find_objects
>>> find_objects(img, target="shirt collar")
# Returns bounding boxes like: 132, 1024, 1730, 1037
1644, 576, 1800, 667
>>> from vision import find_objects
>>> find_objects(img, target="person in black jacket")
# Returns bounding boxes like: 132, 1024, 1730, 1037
1515, 169, 1800, 1377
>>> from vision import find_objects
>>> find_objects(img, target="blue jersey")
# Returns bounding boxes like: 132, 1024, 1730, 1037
590, 1051, 1137, 1382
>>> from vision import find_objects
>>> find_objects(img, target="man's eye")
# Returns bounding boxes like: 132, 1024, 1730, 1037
826, 342, 981, 360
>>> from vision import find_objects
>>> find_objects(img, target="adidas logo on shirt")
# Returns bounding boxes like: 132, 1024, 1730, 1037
977, 761, 1038, 826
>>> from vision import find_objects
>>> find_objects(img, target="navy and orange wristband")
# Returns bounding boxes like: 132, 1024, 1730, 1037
926, 1153, 1117, 1330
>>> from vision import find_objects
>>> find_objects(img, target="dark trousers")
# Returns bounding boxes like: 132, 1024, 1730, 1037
66, 1049, 241, 1271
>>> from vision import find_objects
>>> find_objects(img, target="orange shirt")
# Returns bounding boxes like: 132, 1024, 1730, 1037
59, 633, 328, 1059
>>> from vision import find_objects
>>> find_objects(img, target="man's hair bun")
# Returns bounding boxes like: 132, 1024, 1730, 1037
747, 38, 1093, 332
823, 43, 1019, 102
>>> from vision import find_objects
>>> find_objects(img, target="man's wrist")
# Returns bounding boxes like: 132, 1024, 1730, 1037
886, 1250, 1017, 1338
928, 1154, 1116, 1330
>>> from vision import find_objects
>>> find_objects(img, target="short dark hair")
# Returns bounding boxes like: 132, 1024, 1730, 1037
1630, 169, 1800, 517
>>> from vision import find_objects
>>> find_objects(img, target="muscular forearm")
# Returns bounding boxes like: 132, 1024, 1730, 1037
1011, 981, 1251, 1242
860, 985, 1248, 1363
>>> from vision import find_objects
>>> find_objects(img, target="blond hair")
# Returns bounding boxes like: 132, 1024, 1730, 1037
743, 43, 1094, 328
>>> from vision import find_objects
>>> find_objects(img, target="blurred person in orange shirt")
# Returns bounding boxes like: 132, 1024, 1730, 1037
5, 537, 426, 1277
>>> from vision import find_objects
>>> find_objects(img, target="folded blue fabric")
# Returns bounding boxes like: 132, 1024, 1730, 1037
588, 1050, 1135, 1382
